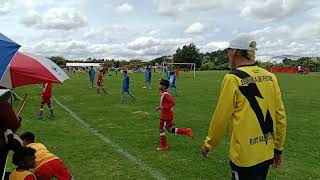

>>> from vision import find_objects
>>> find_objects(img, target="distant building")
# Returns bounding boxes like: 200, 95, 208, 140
164, 56, 173, 63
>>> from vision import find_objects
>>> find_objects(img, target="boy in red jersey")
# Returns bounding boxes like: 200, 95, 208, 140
37, 83, 53, 120
97, 70, 108, 94
155, 79, 194, 151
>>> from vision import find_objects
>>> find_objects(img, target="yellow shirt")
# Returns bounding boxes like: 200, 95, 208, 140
26, 143, 59, 170
204, 65, 287, 167
9, 169, 36, 180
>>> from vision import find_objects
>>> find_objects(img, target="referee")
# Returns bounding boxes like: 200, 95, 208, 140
202, 35, 287, 180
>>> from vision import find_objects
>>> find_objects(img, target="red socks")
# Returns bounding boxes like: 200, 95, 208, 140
160, 133, 167, 146
176, 128, 187, 134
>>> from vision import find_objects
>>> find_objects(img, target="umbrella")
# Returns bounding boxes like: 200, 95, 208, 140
0, 52, 69, 88
0, 33, 21, 81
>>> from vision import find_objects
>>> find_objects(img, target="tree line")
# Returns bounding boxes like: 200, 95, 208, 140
48, 44, 320, 72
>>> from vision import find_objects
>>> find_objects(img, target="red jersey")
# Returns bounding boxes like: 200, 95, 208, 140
41, 83, 52, 97
160, 91, 175, 120
97, 73, 103, 83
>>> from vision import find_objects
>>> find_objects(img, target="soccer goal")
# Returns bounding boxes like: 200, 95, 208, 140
160, 62, 196, 78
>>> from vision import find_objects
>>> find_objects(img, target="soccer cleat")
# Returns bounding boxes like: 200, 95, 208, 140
186, 128, 194, 139
156, 145, 169, 151
36, 115, 44, 120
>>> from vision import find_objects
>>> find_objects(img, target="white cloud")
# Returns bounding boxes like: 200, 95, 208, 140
156, 0, 222, 16
202, 41, 229, 52
115, 3, 133, 14
20, 8, 88, 30
185, 22, 205, 34
292, 22, 320, 40
148, 29, 160, 35
0, 1, 11, 14
22, 36, 194, 60
306, 7, 320, 19
240, 0, 304, 21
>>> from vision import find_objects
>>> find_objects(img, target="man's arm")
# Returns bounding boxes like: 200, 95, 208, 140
273, 75, 287, 157
203, 75, 237, 153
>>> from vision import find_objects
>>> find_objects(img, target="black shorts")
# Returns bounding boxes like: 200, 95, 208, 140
230, 160, 272, 180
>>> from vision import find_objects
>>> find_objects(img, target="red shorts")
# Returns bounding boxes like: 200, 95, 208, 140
35, 159, 72, 180
159, 120, 175, 131
41, 96, 51, 104
97, 81, 104, 87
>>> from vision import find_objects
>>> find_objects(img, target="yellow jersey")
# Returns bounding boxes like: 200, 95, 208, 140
204, 65, 287, 167
9, 169, 36, 180
26, 143, 59, 170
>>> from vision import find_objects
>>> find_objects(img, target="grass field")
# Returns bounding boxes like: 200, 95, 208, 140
7, 71, 320, 179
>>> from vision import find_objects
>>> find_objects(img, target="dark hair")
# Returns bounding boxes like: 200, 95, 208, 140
160, 79, 170, 89
123, 70, 128, 74
12, 147, 35, 166
237, 50, 255, 61
20, 132, 35, 143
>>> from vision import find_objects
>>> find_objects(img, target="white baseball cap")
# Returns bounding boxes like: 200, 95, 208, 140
228, 34, 258, 51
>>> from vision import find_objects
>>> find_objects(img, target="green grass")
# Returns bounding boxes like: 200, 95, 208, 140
7, 71, 320, 179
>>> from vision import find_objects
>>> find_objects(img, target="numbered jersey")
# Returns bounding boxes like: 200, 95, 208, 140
204, 65, 287, 167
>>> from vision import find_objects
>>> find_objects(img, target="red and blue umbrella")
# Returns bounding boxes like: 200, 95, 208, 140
0, 33, 20, 81
0, 52, 69, 88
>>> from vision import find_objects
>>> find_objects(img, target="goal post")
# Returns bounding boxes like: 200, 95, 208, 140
161, 62, 196, 78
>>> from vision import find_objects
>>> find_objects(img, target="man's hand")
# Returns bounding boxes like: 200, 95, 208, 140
201, 146, 210, 158
273, 153, 282, 168
155, 106, 164, 112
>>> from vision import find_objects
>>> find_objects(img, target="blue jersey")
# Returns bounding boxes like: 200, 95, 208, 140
169, 74, 176, 87
89, 69, 95, 80
122, 75, 130, 92
145, 70, 151, 81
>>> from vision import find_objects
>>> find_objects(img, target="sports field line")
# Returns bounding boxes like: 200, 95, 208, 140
52, 97, 167, 180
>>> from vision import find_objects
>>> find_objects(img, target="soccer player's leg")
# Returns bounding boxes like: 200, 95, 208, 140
47, 101, 54, 118
50, 159, 73, 180
167, 121, 194, 139
34, 161, 55, 180
120, 91, 124, 103
37, 99, 46, 120
127, 91, 136, 101
156, 121, 168, 151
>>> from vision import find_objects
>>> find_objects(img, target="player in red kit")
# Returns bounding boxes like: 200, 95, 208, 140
37, 83, 54, 120
97, 70, 108, 94
155, 79, 194, 151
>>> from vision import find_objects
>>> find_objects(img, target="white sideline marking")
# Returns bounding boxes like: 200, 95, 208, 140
52, 97, 166, 180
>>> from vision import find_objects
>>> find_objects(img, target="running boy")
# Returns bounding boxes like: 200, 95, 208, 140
155, 79, 193, 151
9, 147, 36, 180
20, 132, 72, 180
97, 70, 108, 94
169, 71, 177, 95
37, 83, 53, 120
121, 70, 136, 103
143, 67, 152, 89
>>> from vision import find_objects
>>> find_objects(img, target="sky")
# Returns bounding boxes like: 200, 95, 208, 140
0, 0, 319, 61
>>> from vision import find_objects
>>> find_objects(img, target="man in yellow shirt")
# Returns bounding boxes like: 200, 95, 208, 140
202, 35, 287, 180
20, 132, 73, 180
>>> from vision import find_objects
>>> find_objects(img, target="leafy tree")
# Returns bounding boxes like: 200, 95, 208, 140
173, 44, 202, 67
48, 56, 66, 67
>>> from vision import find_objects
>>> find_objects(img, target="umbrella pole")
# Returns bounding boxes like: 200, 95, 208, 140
1, 156, 8, 180
17, 93, 28, 117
